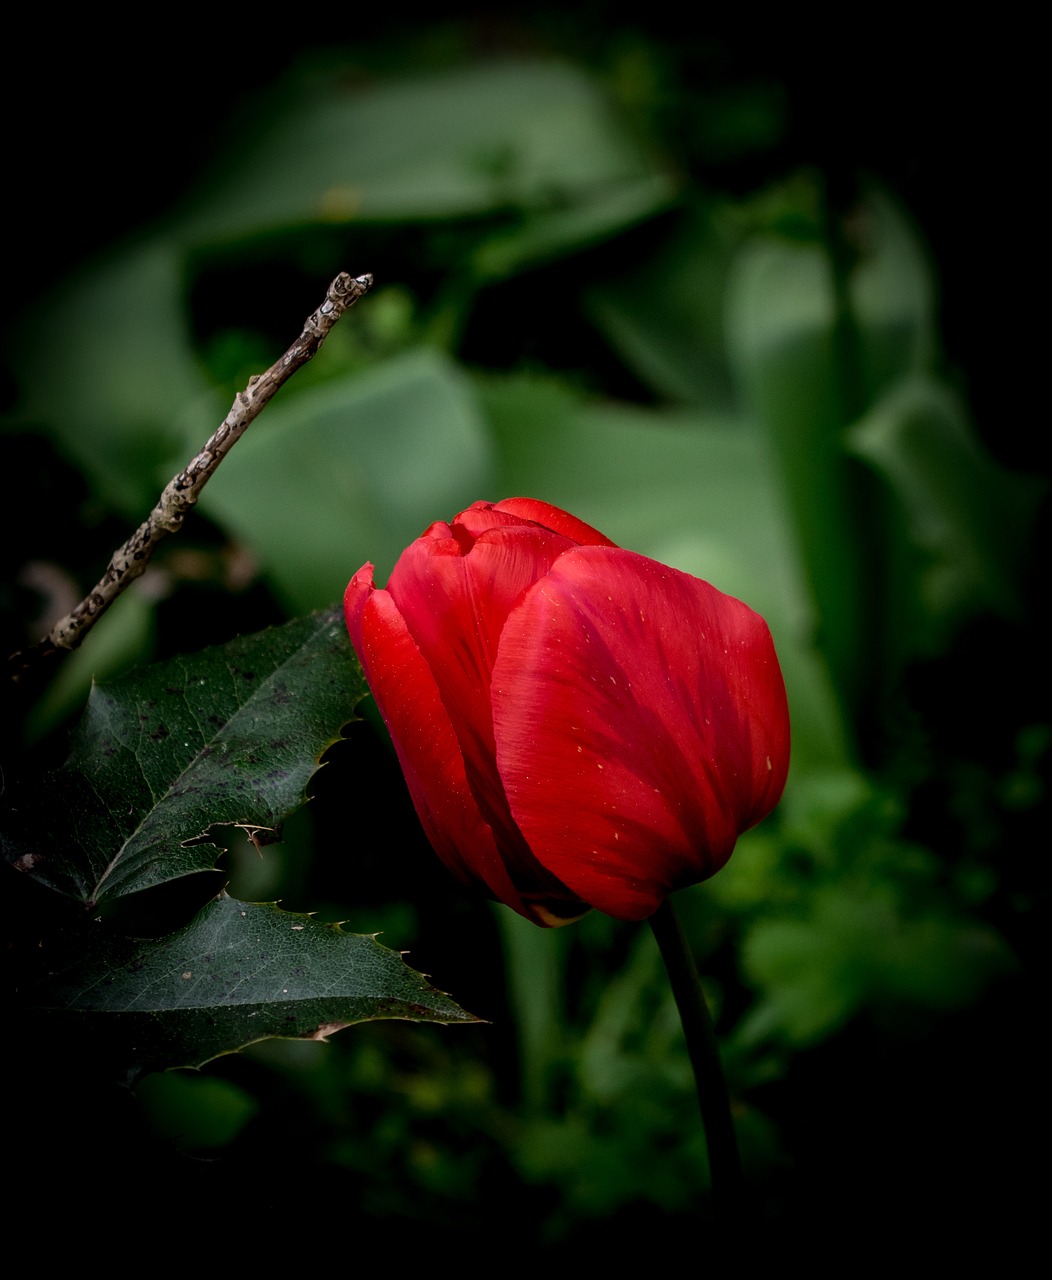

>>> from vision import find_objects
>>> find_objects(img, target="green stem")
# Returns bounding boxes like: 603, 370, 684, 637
649, 897, 744, 1221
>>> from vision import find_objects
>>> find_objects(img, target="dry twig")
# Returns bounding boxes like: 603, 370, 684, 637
9, 271, 372, 679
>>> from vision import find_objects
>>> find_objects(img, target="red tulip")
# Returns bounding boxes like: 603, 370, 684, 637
345, 498, 789, 926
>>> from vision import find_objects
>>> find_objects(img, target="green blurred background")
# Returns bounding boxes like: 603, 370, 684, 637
3, 9, 1046, 1260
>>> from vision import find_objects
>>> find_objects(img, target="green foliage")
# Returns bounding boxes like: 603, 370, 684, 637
721, 792, 1016, 1050
3, 19, 1043, 1252
180, 60, 673, 244
34, 893, 476, 1083
846, 374, 1040, 650
5, 609, 361, 904
13, 241, 222, 513
3, 612, 476, 1079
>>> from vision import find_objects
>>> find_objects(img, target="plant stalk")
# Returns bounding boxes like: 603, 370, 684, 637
649, 897, 744, 1223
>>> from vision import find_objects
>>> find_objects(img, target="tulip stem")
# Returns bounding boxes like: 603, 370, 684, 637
649, 898, 744, 1222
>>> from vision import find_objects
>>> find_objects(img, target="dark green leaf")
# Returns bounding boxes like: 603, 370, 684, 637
3, 608, 364, 906
34, 892, 478, 1081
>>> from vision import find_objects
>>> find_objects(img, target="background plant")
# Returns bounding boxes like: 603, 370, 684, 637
3, 11, 1045, 1260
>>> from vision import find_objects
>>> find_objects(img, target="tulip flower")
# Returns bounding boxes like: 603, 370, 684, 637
345, 498, 789, 926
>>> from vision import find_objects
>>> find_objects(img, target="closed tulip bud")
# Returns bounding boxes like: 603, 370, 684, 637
345, 498, 789, 926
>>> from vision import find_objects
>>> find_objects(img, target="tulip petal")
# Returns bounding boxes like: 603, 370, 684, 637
492, 547, 790, 920
385, 522, 578, 853
493, 497, 618, 548
344, 565, 532, 919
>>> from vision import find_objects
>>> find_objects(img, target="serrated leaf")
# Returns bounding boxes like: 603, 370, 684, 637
2, 608, 364, 905
33, 892, 478, 1082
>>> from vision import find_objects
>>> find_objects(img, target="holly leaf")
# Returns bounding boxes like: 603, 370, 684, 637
3, 607, 363, 906
32, 892, 479, 1082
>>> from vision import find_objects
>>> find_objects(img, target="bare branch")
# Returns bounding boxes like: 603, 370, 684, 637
9, 271, 373, 679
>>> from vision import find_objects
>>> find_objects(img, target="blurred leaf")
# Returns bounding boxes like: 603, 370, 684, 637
512, 925, 708, 1217
200, 347, 494, 611
26, 582, 157, 745
34, 892, 477, 1082
847, 373, 1043, 656
480, 372, 851, 774
739, 883, 1013, 1047
847, 189, 936, 401
517, 1108, 707, 1218
470, 172, 674, 280
723, 186, 941, 718
739, 902, 864, 1045
724, 221, 865, 717
482, 374, 777, 598
497, 906, 568, 1113
9, 241, 220, 515
175, 60, 673, 247
584, 202, 739, 407
774, 769, 889, 869
2, 608, 362, 905
136, 1069, 259, 1149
